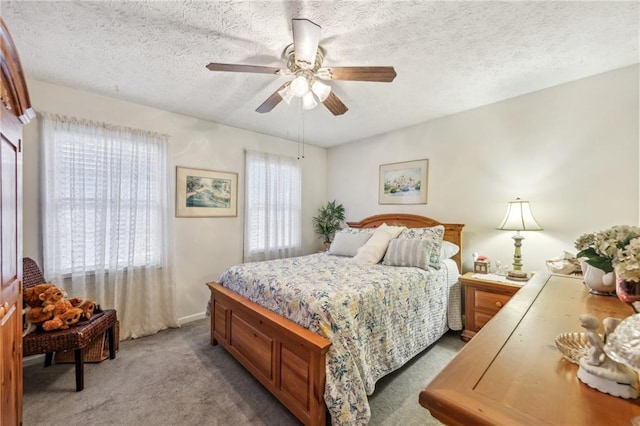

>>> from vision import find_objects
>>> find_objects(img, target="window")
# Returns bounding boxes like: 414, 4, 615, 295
244, 150, 301, 262
41, 115, 168, 274
40, 113, 178, 339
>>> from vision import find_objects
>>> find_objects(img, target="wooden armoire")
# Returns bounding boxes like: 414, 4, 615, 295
0, 18, 34, 425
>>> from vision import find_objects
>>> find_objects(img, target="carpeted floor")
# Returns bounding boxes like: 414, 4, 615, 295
23, 319, 464, 425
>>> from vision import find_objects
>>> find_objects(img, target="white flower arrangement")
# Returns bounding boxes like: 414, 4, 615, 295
614, 236, 640, 282
575, 225, 640, 278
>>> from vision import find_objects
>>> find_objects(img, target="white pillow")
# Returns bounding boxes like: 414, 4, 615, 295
439, 241, 460, 260
382, 238, 434, 269
329, 232, 372, 257
352, 223, 405, 265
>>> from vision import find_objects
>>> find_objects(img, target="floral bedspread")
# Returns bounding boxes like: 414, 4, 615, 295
219, 253, 455, 425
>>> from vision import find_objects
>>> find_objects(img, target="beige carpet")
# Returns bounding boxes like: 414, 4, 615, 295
22, 319, 464, 425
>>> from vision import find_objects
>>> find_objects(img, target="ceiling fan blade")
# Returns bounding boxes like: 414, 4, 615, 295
316, 66, 397, 82
292, 18, 321, 69
322, 92, 348, 116
256, 82, 290, 113
206, 63, 283, 75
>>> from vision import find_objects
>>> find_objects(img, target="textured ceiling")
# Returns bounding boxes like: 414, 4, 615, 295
1, 1, 638, 148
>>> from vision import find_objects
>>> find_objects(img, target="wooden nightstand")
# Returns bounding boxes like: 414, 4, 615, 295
459, 272, 523, 342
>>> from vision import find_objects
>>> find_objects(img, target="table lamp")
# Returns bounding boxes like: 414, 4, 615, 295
497, 198, 543, 272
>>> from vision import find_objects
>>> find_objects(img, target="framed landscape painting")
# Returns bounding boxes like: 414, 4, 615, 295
176, 167, 238, 217
379, 159, 429, 204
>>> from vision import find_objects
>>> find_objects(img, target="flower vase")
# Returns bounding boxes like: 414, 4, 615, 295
615, 277, 640, 313
581, 261, 616, 296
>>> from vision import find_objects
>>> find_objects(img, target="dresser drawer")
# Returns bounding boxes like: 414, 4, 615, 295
474, 290, 511, 314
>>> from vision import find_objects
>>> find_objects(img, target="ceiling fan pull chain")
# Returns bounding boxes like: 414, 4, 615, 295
297, 99, 302, 160
300, 101, 305, 159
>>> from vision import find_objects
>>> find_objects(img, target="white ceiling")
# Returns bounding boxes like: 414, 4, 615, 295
2, 1, 638, 148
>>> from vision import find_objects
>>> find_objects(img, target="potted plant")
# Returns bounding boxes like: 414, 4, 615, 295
312, 200, 345, 249
574, 225, 640, 295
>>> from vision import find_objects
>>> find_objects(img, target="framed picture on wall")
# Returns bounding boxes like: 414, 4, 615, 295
176, 167, 238, 217
379, 159, 429, 205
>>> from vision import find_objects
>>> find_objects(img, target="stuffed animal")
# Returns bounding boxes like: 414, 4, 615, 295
42, 307, 84, 331
22, 284, 96, 333
23, 285, 67, 335
69, 297, 96, 320
40, 288, 82, 331
23, 283, 55, 308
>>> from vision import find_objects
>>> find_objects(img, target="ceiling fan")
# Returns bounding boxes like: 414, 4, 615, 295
206, 18, 397, 116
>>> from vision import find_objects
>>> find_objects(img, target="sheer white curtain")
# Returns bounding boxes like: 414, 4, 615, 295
40, 113, 178, 339
244, 150, 302, 263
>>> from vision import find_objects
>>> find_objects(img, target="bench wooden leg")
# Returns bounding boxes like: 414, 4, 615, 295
107, 324, 116, 360
74, 348, 84, 391
44, 352, 54, 367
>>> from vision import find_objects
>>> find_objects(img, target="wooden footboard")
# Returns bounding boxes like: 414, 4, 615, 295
207, 282, 331, 426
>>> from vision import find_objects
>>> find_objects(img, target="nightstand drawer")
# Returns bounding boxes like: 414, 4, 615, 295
474, 311, 495, 330
474, 290, 511, 314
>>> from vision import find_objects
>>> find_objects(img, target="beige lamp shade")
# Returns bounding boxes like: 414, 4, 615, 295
497, 198, 542, 272
497, 198, 543, 231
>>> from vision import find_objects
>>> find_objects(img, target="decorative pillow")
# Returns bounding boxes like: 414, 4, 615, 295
352, 223, 405, 265
382, 238, 434, 270
439, 241, 460, 260
329, 232, 373, 257
399, 225, 445, 269
339, 227, 375, 235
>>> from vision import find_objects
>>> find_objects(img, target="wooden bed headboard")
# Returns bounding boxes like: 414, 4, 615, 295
346, 213, 465, 271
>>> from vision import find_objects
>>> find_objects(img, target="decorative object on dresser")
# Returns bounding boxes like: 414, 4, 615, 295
612, 230, 640, 312
546, 251, 582, 275
555, 331, 593, 364
496, 197, 542, 274
605, 313, 640, 371
472, 253, 489, 274
175, 166, 238, 217
575, 225, 640, 297
575, 313, 638, 399
459, 272, 522, 342
378, 159, 429, 205
420, 274, 640, 425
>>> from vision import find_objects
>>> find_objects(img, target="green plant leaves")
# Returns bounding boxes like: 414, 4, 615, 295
312, 200, 345, 244
576, 247, 613, 273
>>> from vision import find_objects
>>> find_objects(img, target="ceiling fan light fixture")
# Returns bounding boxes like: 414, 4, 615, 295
311, 80, 331, 102
302, 91, 318, 110
290, 75, 310, 97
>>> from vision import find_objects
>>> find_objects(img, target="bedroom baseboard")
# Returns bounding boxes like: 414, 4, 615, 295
178, 312, 206, 325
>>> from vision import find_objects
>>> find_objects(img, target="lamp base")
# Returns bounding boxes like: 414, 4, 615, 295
507, 270, 530, 282
511, 232, 525, 271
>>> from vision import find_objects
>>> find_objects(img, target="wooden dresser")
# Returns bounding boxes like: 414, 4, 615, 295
420, 273, 640, 425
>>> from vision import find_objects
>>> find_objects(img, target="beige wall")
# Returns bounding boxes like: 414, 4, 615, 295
328, 65, 640, 273
22, 64, 640, 321
22, 79, 327, 323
